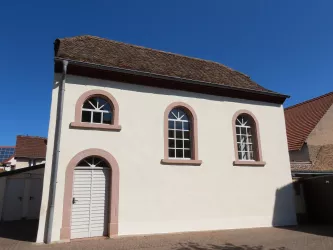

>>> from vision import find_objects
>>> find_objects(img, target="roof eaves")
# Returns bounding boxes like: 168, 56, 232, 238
55, 57, 290, 100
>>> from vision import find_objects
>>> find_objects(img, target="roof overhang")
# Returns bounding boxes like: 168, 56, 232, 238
0, 164, 45, 178
55, 58, 289, 105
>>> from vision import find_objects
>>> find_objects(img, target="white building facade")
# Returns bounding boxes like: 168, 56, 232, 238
36, 36, 296, 243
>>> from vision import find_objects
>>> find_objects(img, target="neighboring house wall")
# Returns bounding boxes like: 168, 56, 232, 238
307, 104, 333, 146
289, 145, 310, 162
37, 74, 296, 242
15, 158, 45, 169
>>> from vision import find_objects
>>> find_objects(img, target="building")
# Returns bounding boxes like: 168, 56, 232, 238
285, 91, 333, 223
0, 146, 16, 171
14, 135, 47, 169
285, 92, 333, 178
36, 35, 296, 243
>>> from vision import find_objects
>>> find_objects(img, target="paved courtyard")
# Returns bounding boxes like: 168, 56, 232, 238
1, 221, 333, 250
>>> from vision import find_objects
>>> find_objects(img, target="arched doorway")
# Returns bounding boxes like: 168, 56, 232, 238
71, 156, 110, 239
60, 149, 119, 241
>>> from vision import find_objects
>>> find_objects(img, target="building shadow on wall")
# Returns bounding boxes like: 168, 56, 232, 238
173, 242, 287, 250
277, 177, 333, 238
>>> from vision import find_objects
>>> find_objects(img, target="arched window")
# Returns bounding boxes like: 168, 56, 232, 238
162, 102, 201, 165
233, 110, 265, 166
81, 97, 113, 124
71, 90, 121, 131
168, 108, 192, 159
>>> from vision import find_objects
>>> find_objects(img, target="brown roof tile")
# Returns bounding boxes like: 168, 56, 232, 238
15, 135, 47, 159
55, 35, 281, 95
285, 92, 333, 151
291, 145, 333, 173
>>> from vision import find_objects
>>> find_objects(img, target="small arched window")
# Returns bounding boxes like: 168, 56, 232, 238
168, 108, 192, 159
81, 97, 113, 124
71, 90, 121, 131
233, 110, 265, 166
162, 102, 201, 165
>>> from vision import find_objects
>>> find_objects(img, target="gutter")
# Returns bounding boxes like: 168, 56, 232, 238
45, 60, 68, 243
54, 57, 290, 100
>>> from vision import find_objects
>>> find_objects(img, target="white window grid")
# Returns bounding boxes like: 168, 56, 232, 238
168, 109, 191, 159
236, 116, 254, 161
81, 97, 112, 124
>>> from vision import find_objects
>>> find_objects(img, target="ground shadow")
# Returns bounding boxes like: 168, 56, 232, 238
0, 219, 38, 242
173, 242, 287, 250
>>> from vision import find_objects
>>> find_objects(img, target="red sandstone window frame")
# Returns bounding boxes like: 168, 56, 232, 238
232, 110, 265, 166
161, 102, 202, 166
70, 90, 121, 131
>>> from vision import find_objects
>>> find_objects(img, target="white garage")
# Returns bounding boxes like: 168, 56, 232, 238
0, 164, 44, 221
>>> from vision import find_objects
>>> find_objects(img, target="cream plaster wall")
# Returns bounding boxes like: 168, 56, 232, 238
37, 74, 296, 242
307, 104, 333, 146
15, 158, 45, 169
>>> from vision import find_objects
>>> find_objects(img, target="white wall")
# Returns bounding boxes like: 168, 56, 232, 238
37, 74, 296, 242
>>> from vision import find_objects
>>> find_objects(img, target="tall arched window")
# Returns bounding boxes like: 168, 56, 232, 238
70, 90, 121, 131
168, 108, 192, 159
233, 110, 265, 166
162, 102, 202, 165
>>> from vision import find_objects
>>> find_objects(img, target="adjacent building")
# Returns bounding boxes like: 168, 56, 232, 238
37, 35, 296, 243
14, 135, 47, 169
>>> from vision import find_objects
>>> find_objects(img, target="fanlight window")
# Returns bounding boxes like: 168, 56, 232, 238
168, 108, 192, 159
77, 156, 109, 168
235, 114, 257, 161
81, 97, 113, 124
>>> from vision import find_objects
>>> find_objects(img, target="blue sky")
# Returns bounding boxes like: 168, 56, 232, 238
0, 0, 332, 145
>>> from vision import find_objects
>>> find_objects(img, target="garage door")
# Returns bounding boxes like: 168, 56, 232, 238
71, 157, 110, 239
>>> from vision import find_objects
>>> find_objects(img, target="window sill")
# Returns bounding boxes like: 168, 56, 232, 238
70, 122, 122, 131
233, 160, 266, 167
161, 159, 202, 166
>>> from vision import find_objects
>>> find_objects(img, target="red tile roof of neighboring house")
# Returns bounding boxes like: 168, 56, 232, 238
55, 35, 282, 95
15, 135, 47, 159
285, 92, 333, 151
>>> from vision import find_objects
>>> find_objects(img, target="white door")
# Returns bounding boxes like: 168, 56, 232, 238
26, 178, 43, 219
2, 179, 25, 221
71, 164, 110, 239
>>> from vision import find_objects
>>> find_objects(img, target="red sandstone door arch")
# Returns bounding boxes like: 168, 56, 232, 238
60, 149, 119, 241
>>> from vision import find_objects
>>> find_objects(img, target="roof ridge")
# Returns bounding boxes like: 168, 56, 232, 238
17, 135, 47, 139
61, 35, 243, 74
285, 91, 333, 110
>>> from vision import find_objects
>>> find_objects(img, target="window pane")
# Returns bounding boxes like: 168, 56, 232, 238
176, 140, 183, 148
168, 130, 174, 138
237, 143, 242, 151
101, 103, 112, 111
169, 149, 175, 158
236, 127, 240, 134
175, 121, 182, 130
184, 131, 190, 139
82, 111, 91, 122
248, 128, 252, 135
183, 122, 190, 130
176, 149, 183, 158
83, 101, 94, 109
168, 139, 175, 148
241, 127, 246, 134
89, 98, 98, 108
93, 112, 102, 123
184, 150, 191, 158
102, 113, 112, 124
176, 131, 182, 139
242, 151, 248, 160
248, 144, 253, 151
184, 140, 190, 149
249, 152, 254, 160
238, 152, 242, 160
248, 136, 253, 143
236, 135, 241, 143
168, 121, 175, 129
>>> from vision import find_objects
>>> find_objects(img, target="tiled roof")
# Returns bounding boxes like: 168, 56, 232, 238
55, 35, 281, 95
15, 135, 47, 159
285, 92, 333, 151
291, 144, 333, 173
